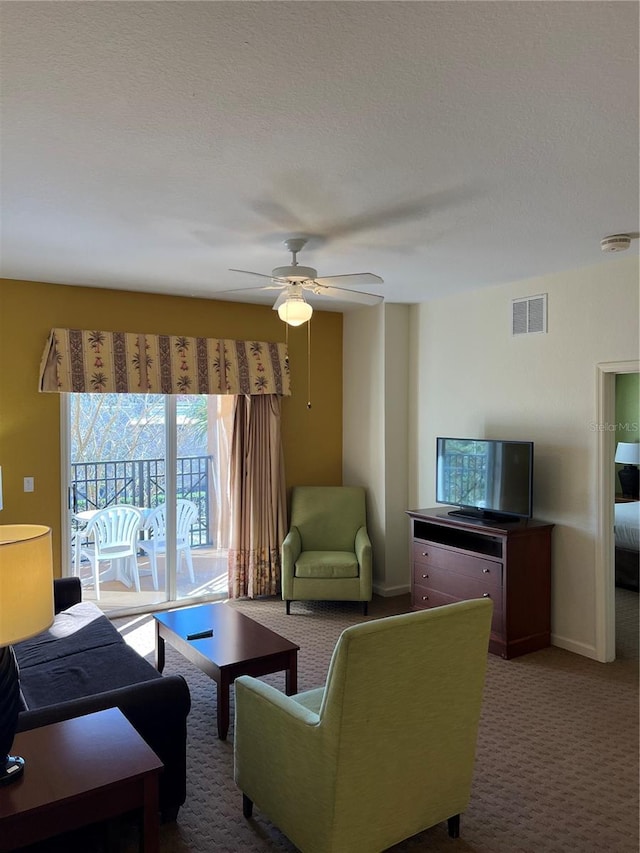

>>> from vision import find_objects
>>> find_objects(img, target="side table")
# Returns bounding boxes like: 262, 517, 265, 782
0, 707, 163, 853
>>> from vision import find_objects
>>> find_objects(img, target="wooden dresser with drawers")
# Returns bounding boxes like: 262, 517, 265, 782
406, 508, 554, 659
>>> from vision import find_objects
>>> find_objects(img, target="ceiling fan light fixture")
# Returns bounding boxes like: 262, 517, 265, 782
277, 295, 313, 326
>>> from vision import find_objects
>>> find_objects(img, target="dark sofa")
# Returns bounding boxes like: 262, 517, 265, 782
14, 577, 191, 820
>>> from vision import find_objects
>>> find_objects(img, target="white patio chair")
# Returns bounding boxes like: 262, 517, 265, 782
77, 505, 143, 599
139, 499, 198, 586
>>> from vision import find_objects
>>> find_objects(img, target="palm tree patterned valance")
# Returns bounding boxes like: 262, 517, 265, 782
39, 328, 291, 396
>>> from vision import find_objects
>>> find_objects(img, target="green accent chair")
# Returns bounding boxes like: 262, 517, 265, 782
281, 486, 372, 615
234, 598, 493, 853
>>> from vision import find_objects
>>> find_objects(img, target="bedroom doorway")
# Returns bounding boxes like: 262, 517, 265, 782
613, 372, 639, 661
595, 361, 639, 662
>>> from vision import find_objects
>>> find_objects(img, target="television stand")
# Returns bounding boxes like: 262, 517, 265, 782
406, 508, 554, 659
448, 508, 518, 523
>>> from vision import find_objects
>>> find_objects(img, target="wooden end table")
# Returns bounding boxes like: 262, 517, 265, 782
153, 601, 299, 740
0, 708, 163, 853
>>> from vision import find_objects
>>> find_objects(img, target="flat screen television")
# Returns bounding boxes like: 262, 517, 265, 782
436, 437, 533, 521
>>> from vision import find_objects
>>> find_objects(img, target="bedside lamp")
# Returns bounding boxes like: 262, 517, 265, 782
0, 525, 54, 785
614, 442, 640, 499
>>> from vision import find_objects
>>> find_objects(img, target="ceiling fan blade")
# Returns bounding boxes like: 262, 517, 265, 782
311, 284, 383, 306
320, 188, 475, 242
216, 284, 285, 295
313, 272, 384, 288
228, 268, 289, 284
228, 268, 274, 280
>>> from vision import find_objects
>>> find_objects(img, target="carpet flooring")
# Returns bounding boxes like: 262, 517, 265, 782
17, 590, 639, 853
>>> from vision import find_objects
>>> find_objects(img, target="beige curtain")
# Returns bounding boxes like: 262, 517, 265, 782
228, 394, 287, 598
39, 328, 290, 396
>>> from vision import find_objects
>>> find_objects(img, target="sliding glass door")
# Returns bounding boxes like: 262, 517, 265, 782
174, 394, 232, 601
62, 392, 231, 612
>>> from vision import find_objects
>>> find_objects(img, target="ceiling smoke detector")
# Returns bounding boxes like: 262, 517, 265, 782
600, 234, 631, 253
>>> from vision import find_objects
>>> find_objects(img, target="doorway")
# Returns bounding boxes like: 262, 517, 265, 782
595, 361, 640, 662
61, 392, 233, 613
613, 372, 639, 660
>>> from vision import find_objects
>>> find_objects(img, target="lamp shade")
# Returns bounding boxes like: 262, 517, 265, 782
277, 296, 313, 327
614, 442, 640, 465
0, 525, 54, 646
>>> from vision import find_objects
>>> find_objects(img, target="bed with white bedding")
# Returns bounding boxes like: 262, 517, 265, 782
615, 501, 640, 591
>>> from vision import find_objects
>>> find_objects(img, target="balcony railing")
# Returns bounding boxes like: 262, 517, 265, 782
70, 455, 213, 547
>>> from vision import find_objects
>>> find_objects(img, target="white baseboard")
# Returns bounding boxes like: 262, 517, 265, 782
551, 633, 599, 661
373, 583, 410, 598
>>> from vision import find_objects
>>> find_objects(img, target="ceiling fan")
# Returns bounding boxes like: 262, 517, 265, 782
228, 237, 384, 326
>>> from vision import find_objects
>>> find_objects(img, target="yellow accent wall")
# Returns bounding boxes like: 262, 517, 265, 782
0, 278, 343, 575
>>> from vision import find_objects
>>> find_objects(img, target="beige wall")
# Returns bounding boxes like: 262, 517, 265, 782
343, 303, 410, 595
0, 278, 343, 575
410, 255, 639, 657
343, 304, 385, 585
383, 305, 411, 593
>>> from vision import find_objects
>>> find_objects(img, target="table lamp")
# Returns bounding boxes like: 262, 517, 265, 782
614, 442, 640, 499
0, 525, 54, 785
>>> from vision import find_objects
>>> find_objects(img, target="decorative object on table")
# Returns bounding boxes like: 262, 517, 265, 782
615, 442, 640, 499
224, 237, 384, 327
0, 524, 53, 785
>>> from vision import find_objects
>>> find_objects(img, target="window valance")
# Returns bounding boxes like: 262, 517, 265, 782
39, 328, 291, 396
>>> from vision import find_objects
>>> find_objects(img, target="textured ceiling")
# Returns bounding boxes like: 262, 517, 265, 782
1, 1, 638, 312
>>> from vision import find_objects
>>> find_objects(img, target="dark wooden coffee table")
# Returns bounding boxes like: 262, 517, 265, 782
0, 707, 163, 853
153, 602, 299, 740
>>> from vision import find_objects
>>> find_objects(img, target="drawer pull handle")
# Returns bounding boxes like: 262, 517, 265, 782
422, 595, 429, 601
483, 593, 491, 598
421, 573, 429, 579
422, 551, 428, 557
482, 568, 490, 573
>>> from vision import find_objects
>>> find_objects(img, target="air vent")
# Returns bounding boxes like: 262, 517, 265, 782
511, 294, 547, 336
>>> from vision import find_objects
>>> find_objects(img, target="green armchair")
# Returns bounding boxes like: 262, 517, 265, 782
235, 599, 492, 852
281, 486, 372, 614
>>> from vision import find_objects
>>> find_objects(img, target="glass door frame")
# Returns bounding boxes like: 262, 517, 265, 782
60, 393, 181, 607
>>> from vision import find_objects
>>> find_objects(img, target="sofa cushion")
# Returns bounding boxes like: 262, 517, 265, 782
19, 641, 162, 710
49, 601, 103, 637
15, 603, 162, 711
15, 606, 124, 670
294, 551, 359, 579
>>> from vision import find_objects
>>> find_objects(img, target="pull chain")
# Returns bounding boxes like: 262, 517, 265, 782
307, 318, 312, 409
